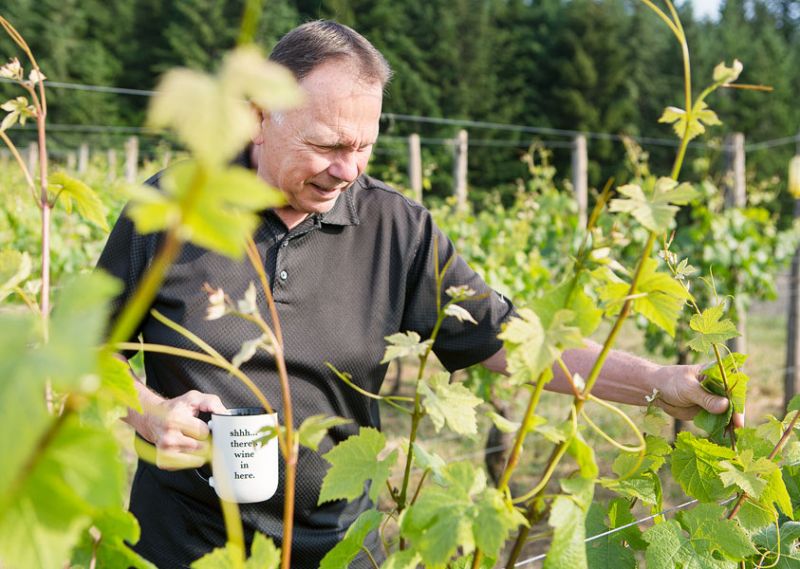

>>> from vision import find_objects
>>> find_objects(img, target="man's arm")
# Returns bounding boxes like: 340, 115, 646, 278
117, 356, 227, 470
482, 343, 742, 427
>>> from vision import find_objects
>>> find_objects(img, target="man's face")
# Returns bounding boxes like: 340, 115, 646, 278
253, 60, 383, 218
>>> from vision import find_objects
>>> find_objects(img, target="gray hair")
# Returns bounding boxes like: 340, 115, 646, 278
269, 20, 393, 87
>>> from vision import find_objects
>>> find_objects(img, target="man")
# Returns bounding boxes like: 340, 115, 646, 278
98, 20, 732, 568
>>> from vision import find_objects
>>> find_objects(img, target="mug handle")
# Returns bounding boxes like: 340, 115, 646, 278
195, 419, 214, 486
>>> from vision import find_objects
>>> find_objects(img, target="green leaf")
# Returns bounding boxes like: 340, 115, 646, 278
444, 303, 477, 324
543, 478, 594, 569
380, 331, 433, 364
598, 258, 692, 336
297, 415, 352, 452
127, 162, 285, 258
752, 521, 800, 569
97, 352, 142, 413
72, 509, 156, 569
381, 550, 423, 569
612, 435, 671, 479
530, 278, 602, 337
148, 47, 300, 167
319, 509, 382, 569
191, 533, 280, 569
658, 100, 721, 142
0, 416, 127, 569
687, 304, 740, 353
487, 411, 520, 434
472, 488, 527, 558
400, 463, 486, 567
191, 543, 245, 568
319, 427, 397, 504
609, 177, 700, 233
34, 272, 121, 392
677, 503, 757, 560
49, 172, 109, 231
712, 60, 743, 85
585, 502, 637, 569
718, 449, 777, 498
0, 249, 32, 302
788, 395, 800, 413
567, 432, 599, 479
412, 442, 447, 484
419, 372, 483, 435
499, 308, 583, 384
218, 46, 302, 112
245, 533, 281, 569
671, 431, 736, 502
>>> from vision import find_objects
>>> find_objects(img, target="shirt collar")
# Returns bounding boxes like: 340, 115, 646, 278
318, 183, 360, 227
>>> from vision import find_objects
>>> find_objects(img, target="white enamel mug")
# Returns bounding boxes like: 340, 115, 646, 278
206, 407, 279, 503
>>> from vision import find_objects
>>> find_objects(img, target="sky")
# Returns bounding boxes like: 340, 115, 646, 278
690, 0, 723, 20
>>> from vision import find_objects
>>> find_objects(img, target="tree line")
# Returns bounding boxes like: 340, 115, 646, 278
2, 0, 799, 201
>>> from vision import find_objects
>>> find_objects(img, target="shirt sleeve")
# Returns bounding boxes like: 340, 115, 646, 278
400, 209, 515, 372
95, 206, 154, 358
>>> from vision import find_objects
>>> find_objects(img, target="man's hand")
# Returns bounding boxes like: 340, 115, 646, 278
128, 386, 227, 470
651, 364, 744, 428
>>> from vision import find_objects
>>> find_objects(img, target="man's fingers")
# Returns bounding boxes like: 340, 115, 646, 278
187, 391, 227, 415
657, 401, 701, 421
681, 375, 729, 415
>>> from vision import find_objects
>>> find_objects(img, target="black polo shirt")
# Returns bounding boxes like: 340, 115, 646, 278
97, 165, 514, 568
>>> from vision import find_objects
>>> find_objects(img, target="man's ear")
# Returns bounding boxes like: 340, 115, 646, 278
251, 104, 266, 145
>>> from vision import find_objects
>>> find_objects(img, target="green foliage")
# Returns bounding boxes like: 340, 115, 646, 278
419, 372, 482, 435
543, 477, 594, 569
380, 331, 433, 364
48, 172, 109, 231
319, 510, 382, 569
0, 249, 31, 301
672, 431, 737, 502
687, 304, 740, 353
609, 177, 699, 233
296, 415, 352, 452
191, 532, 280, 569
318, 427, 398, 504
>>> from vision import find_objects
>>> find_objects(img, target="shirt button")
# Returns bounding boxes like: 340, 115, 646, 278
279, 270, 288, 280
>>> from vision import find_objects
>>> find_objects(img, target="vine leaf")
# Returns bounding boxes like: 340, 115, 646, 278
530, 278, 602, 337
687, 304, 740, 353
72, 509, 155, 569
400, 463, 525, 566
191, 532, 280, 569
609, 177, 699, 233
148, 46, 300, 167
412, 442, 447, 484
499, 308, 583, 384
543, 478, 594, 569
737, 467, 795, 532
718, 449, 777, 498
380, 331, 432, 364
296, 415, 352, 452
644, 503, 755, 569
318, 427, 397, 504
752, 521, 800, 569
49, 172, 109, 231
671, 432, 736, 502
419, 372, 482, 435
319, 509, 382, 569
695, 353, 749, 441
0, 249, 32, 302
597, 258, 692, 336
127, 162, 285, 258
381, 550, 423, 569
788, 394, 800, 413
658, 100, 722, 142
585, 501, 638, 569
0, 95, 35, 131
444, 303, 477, 324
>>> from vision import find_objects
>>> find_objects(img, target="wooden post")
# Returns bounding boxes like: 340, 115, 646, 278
26, 143, 38, 179
784, 147, 800, 410
725, 132, 747, 354
453, 129, 468, 211
107, 149, 117, 182
572, 134, 588, 228
78, 142, 89, 174
125, 136, 139, 183
162, 149, 172, 169
408, 133, 423, 203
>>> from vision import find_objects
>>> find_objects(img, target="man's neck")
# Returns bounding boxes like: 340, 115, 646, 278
273, 207, 310, 231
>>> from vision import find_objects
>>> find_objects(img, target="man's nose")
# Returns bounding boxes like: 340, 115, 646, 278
327, 150, 360, 183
